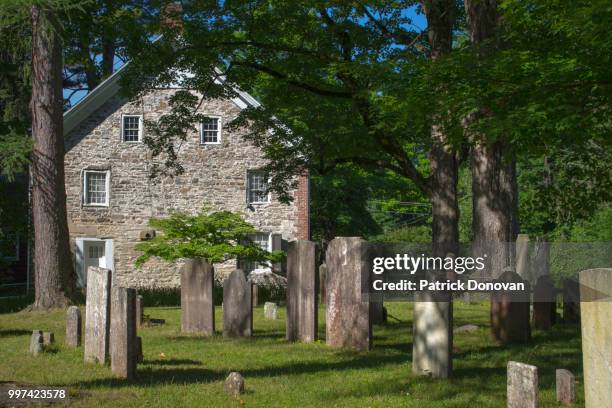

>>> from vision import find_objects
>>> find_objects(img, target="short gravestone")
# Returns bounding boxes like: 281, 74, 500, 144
42, 332, 54, 346
29, 330, 43, 355
84, 266, 112, 364
533, 275, 556, 330
136, 295, 144, 327
224, 372, 245, 396
556, 369, 576, 406
579, 268, 612, 408
491, 269, 531, 344
181, 258, 215, 335
135, 336, 143, 364
66, 306, 81, 347
110, 287, 137, 379
326, 237, 371, 351
319, 263, 327, 305
507, 361, 538, 408
562, 279, 580, 322
286, 240, 317, 342
454, 324, 479, 334
264, 302, 278, 320
223, 270, 252, 337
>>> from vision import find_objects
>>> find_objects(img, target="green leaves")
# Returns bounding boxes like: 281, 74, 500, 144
134, 209, 285, 267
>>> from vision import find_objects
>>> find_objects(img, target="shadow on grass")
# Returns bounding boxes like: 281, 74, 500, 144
0, 329, 31, 337
145, 359, 203, 366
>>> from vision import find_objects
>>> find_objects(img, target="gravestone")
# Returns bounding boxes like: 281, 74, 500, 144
136, 295, 144, 327
110, 287, 136, 380
84, 266, 112, 364
264, 302, 278, 320
325, 237, 371, 351
224, 372, 245, 396
454, 324, 479, 333
319, 263, 327, 305
252, 285, 259, 307
491, 269, 531, 344
181, 258, 215, 335
286, 240, 317, 342
562, 279, 580, 322
223, 270, 252, 337
579, 268, 612, 408
29, 330, 43, 355
532, 240, 550, 281
515, 234, 530, 280
533, 275, 556, 330
507, 361, 538, 408
556, 369, 575, 406
42, 332, 54, 346
65, 306, 81, 347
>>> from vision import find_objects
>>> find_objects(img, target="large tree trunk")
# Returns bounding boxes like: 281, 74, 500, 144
31, 4, 76, 309
412, 0, 458, 379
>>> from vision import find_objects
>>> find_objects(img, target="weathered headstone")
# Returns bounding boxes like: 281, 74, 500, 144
181, 258, 215, 335
29, 330, 43, 355
532, 240, 550, 281
579, 268, 612, 408
42, 332, 54, 346
136, 295, 144, 327
224, 372, 245, 396
286, 240, 317, 342
319, 263, 327, 305
325, 237, 371, 351
491, 269, 531, 344
110, 286, 137, 380
507, 361, 538, 408
84, 266, 112, 364
252, 285, 259, 307
556, 369, 576, 406
264, 302, 278, 320
223, 270, 252, 337
515, 234, 530, 280
135, 336, 143, 364
562, 279, 580, 322
66, 306, 81, 347
533, 275, 556, 330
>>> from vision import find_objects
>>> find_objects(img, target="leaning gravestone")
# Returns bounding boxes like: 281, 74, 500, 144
507, 361, 538, 408
562, 279, 580, 322
264, 302, 278, 320
181, 258, 215, 335
66, 306, 81, 347
223, 270, 252, 337
556, 369, 576, 406
491, 268, 531, 344
286, 240, 317, 342
29, 330, 43, 355
326, 237, 371, 351
532, 275, 556, 330
319, 263, 327, 305
579, 268, 612, 408
110, 287, 136, 380
84, 266, 112, 364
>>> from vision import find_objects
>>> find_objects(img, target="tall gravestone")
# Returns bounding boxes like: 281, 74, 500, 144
515, 234, 530, 280
223, 270, 252, 337
507, 361, 538, 408
579, 268, 612, 408
562, 279, 580, 322
110, 287, 137, 379
491, 269, 531, 344
65, 306, 81, 347
533, 275, 556, 330
180, 258, 215, 335
136, 295, 144, 327
286, 240, 317, 343
325, 237, 371, 351
84, 266, 112, 364
319, 263, 327, 305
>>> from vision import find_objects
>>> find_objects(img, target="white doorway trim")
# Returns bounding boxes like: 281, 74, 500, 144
75, 237, 114, 287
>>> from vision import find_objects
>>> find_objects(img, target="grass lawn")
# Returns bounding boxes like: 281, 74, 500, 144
0, 301, 583, 407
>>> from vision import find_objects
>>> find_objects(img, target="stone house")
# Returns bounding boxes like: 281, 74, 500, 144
63, 67, 309, 289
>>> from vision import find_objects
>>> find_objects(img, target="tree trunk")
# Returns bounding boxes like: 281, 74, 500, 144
31, 4, 76, 309
412, 0, 458, 379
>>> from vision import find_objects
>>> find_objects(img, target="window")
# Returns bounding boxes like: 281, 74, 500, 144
200, 117, 221, 144
247, 171, 270, 204
83, 170, 110, 206
243, 232, 271, 272
122, 114, 142, 142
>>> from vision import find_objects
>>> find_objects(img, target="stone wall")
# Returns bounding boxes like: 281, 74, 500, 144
64, 88, 307, 288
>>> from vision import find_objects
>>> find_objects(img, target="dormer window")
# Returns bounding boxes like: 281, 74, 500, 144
122, 114, 142, 142
200, 116, 221, 144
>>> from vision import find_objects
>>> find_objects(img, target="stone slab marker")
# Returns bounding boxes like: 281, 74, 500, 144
556, 369, 575, 406
223, 270, 252, 337
66, 306, 81, 347
562, 279, 580, 322
110, 287, 136, 380
29, 330, 43, 355
136, 295, 143, 327
180, 258, 215, 335
319, 263, 327, 305
507, 361, 538, 408
84, 266, 112, 364
286, 240, 317, 342
515, 234, 530, 280
533, 275, 556, 330
325, 237, 371, 351
491, 269, 531, 344
264, 302, 278, 320
579, 268, 612, 408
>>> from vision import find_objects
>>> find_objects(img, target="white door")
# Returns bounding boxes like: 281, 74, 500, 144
80, 240, 106, 287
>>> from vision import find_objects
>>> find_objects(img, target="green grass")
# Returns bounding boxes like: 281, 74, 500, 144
0, 302, 584, 407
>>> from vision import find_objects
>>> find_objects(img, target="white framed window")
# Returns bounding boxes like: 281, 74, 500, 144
247, 171, 270, 204
83, 170, 110, 206
0, 232, 19, 261
243, 232, 271, 272
200, 116, 222, 144
121, 114, 142, 142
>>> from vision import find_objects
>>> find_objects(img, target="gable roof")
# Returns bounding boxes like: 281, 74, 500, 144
63, 62, 261, 136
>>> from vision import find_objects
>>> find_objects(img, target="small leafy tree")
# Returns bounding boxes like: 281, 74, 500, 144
134, 209, 284, 267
